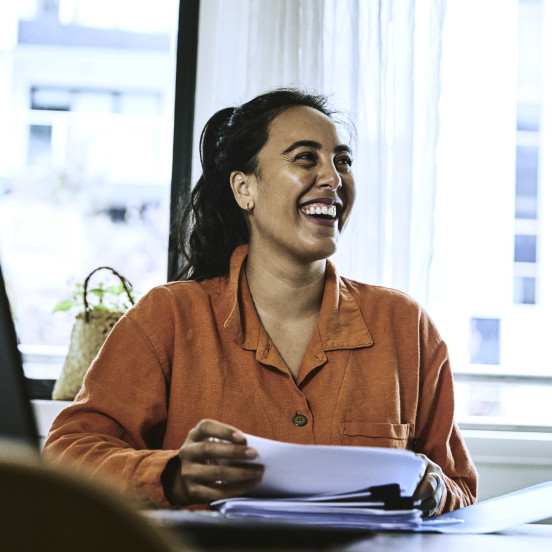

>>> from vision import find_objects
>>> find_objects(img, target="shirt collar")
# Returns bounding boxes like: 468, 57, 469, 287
223, 245, 373, 351
318, 259, 374, 350
223, 245, 258, 349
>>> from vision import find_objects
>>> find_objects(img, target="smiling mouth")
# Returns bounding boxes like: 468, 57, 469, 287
300, 203, 337, 219
299, 201, 340, 227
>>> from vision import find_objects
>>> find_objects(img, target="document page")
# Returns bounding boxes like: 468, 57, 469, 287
419, 481, 552, 533
213, 498, 425, 530
240, 433, 426, 498
212, 434, 444, 530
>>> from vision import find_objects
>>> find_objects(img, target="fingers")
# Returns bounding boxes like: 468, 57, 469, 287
417, 472, 443, 516
180, 454, 264, 488
171, 419, 264, 506
424, 473, 445, 517
186, 419, 247, 446
178, 462, 263, 505
182, 437, 257, 463
412, 454, 445, 517
182, 419, 258, 465
183, 475, 264, 504
185, 460, 264, 483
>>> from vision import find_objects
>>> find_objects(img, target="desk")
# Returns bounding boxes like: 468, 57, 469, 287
340, 525, 552, 552
146, 510, 552, 552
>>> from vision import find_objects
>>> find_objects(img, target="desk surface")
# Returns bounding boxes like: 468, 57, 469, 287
340, 525, 552, 552
146, 510, 552, 552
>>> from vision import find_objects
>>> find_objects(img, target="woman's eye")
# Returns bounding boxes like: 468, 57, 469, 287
295, 151, 317, 163
335, 156, 353, 172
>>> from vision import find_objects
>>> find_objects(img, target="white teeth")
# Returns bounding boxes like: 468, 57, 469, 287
302, 204, 337, 218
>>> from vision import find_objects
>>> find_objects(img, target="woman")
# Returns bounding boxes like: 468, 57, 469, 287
44, 89, 477, 517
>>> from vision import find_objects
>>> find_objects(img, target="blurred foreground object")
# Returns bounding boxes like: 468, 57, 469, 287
0, 440, 192, 552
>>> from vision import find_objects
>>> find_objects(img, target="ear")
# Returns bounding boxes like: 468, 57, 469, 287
229, 171, 256, 211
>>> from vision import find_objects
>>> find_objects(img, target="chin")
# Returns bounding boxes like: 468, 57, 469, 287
300, 240, 337, 264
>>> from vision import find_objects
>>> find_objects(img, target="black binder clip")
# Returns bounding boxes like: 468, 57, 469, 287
369, 484, 416, 510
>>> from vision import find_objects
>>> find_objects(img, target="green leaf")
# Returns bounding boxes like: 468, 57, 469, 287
106, 284, 126, 296
52, 299, 81, 313
72, 283, 84, 300
89, 288, 107, 297
54, 275, 136, 316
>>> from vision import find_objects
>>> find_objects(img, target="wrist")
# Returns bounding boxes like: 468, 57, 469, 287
161, 455, 189, 506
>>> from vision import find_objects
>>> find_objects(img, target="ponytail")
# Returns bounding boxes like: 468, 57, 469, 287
175, 108, 249, 281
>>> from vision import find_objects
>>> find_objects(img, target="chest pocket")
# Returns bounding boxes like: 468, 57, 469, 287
340, 422, 413, 449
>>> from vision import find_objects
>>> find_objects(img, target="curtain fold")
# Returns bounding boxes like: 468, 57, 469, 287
194, 0, 446, 304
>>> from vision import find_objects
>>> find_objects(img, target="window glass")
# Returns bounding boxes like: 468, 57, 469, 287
513, 276, 536, 305
432, 0, 551, 427
515, 146, 539, 197
516, 103, 541, 132
515, 145, 539, 219
470, 318, 500, 365
514, 234, 537, 263
0, 1, 178, 377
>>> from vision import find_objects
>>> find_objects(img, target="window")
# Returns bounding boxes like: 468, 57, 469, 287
0, 1, 179, 378
470, 318, 500, 366
431, 0, 551, 429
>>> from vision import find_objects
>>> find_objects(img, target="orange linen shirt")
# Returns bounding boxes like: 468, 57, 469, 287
44, 245, 477, 513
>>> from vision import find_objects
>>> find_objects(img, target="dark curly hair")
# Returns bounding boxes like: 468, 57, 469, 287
174, 88, 337, 281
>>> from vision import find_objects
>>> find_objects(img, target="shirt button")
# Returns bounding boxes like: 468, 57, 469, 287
292, 414, 308, 427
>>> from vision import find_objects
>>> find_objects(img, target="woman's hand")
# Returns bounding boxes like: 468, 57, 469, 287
412, 454, 445, 517
163, 419, 264, 506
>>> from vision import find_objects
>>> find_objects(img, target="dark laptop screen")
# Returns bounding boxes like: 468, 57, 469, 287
0, 260, 38, 447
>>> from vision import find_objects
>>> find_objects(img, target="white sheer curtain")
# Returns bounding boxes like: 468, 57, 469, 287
194, 0, 446, 303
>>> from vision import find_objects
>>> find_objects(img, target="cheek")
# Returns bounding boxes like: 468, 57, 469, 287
252, 203, 293, 234
339, 177, 356, 225
346, 179, 356, 206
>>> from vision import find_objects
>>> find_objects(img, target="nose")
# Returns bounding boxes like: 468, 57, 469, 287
317, 161, 342, 191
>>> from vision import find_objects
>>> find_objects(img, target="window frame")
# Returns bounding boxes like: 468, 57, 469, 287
167, 0, 200, 281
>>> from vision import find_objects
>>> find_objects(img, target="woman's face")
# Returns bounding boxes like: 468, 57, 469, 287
242, 105, 355, 265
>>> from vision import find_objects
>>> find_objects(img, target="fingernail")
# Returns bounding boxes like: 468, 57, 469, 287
244, 447, 257, 458
233, 431, 245, 442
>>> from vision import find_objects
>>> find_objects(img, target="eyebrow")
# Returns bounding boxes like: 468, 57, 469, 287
281, 140, 353, 156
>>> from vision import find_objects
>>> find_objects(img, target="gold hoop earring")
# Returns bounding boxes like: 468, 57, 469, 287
246, 200, 254, 211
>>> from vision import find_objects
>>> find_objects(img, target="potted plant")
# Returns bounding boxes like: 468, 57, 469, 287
52, 267, 136, 400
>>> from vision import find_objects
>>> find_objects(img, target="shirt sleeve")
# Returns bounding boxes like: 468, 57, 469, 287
43, 310, 178, 508
415, 315, 478, 514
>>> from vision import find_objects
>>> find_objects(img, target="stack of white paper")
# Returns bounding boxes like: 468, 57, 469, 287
235, 434, 426, 497
214, 497, 423, 530
211, 434, 433, 530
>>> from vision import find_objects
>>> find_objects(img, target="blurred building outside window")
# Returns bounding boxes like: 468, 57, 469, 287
0, 0, 178, 375
429, 0, 551, 429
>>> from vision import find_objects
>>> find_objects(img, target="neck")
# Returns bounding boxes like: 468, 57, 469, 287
245, 244, 327, 322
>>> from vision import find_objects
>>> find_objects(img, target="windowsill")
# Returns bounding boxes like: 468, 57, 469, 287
32, 399, 72, 441
462, 429, 552, 464
20, 344, 66, 381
